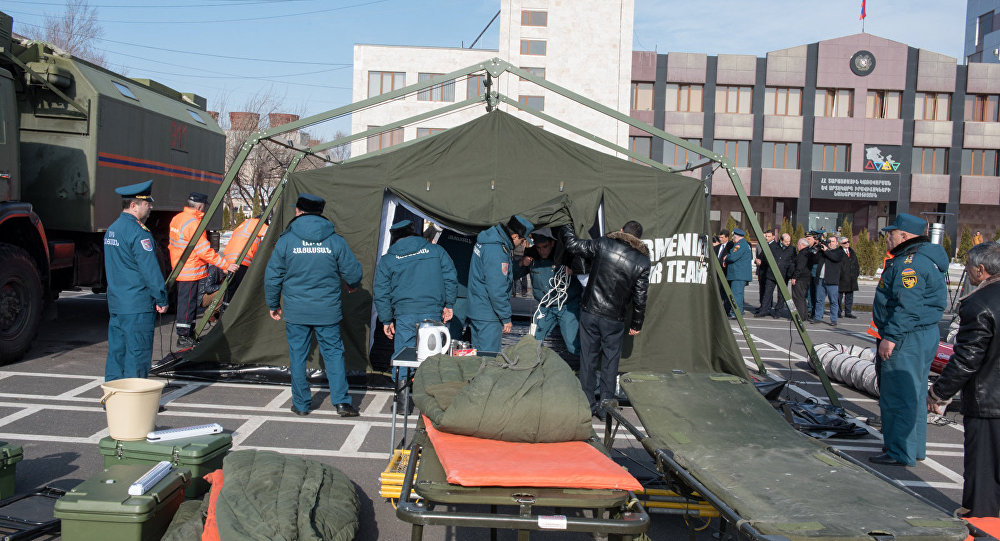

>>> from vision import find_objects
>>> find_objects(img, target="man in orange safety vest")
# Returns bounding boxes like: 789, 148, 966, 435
221, 216, 269, 306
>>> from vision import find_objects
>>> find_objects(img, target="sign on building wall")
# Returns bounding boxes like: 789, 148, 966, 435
863, 145, 903, 172
811, 171, 900, 201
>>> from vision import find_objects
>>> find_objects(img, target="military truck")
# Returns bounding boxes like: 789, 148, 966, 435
0, 11, 225, 362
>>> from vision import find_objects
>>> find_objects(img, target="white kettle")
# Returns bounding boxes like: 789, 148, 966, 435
416, 320, 451, 363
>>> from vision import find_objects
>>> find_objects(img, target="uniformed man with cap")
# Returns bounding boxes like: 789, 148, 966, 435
467, 215, 534, 352
870, 213, 948, 466
722, 228, 752, 318
168, 191, 238, 348
103, 181, 169, 381
265, 193, 363, 417
518, 227, 581, 354
374, 220, 458, 359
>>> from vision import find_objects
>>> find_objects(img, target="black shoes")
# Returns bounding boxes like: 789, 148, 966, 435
828, 321, 838, 327
290, 405, 310, 416
176, 335, 196, 349
336, 403, 360, 417
845, 314, 858, 319
869, 453, 909, 466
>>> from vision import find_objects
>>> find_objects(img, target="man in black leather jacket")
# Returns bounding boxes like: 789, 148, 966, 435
928, 242, 1000, 517
561, 221, 650, 419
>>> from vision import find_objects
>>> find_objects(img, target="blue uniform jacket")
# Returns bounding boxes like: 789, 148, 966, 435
104, 212, 168, 314
724, 238, 752, 281
373, 236, 458, 321
467, 224, 514, 323
264, 215, 363, 326
873, 238, 948, 344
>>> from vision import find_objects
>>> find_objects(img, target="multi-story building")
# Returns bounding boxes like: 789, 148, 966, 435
351, 0, 633, 158
630, 34, 1000, 240
966, 0, 1000, 64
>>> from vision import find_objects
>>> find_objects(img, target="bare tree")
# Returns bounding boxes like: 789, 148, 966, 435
43, 0, 106, 67
326, 131, 351, 162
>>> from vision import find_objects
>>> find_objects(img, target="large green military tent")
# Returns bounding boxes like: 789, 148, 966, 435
170, 110, 747, 380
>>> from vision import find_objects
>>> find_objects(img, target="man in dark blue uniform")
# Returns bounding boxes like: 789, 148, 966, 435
374, 220, 458, 359
518, 228, 581, 354
871, 213, 948, 466
466, 215, 533, 352
103, 180, 169, 381
723, 228, 752, 318
265, 194, 364, 417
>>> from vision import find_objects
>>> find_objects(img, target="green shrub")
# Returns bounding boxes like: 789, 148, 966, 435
840, 217, 853, 242
958, 226, 974, 263
223, 206, 231, 230
793, 223, 805, 242
725, 216, 738, 236
943, 234, 953, 261
779, 217, 794, 239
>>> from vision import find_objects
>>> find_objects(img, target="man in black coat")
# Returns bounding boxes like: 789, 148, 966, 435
811, 236, 845, 326
713, 230, 732, 313
562, 221, 651, 420
928, 242, 1000, 517
757, 233, 794, 318
837, 236, 860, 319
755, 231, 776, 309
790, 238, 812, 320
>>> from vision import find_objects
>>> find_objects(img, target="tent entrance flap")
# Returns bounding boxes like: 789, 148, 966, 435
161, 111, 750, 382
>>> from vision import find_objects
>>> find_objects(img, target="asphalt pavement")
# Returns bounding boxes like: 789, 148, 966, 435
0, 275, 971, 540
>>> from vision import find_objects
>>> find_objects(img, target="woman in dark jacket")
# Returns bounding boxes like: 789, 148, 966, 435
838, 237, 860, 318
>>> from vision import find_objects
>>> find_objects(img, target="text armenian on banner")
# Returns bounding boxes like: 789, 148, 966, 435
811, 171, 900, 201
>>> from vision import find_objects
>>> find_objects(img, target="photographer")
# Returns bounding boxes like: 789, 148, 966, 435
811, 236, 844, 326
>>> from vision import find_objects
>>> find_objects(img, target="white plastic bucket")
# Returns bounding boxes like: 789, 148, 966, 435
100, 378, 165, 441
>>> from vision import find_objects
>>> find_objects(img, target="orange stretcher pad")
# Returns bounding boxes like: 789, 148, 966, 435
422, 416, 641, 491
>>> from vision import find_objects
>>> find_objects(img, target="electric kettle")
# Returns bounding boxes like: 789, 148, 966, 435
416, 319, 451, 363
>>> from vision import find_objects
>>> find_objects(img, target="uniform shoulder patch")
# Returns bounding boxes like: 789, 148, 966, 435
140, 238, 154, 252
501, 262, 509, 275
901, 268, 917, 289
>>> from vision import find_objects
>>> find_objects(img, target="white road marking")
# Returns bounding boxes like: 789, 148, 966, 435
231, 417, 268, 447
0, 407, 43, 428
231, 445, 387, 460
265, 389, 292, 410
58, 378, 105, 398
364, 392, 391, 417
340, 424, 371, 454
160, 383, 205, 405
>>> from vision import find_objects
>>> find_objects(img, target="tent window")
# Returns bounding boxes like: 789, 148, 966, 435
368, 71, 405, 98
518, 95, 544, 111
520, 39, 546, 56
367, 125, 403, 152
418, 73, 455, 102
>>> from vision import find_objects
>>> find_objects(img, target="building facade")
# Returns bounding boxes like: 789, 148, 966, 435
630, 34, 1000, 241
965, 0, 1000, 64
351, 0, 633, 158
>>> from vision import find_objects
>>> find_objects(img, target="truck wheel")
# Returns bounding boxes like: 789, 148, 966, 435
0, 243, 43, 364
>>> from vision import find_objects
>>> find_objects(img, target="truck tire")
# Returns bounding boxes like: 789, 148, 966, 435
0, 243, 43, 364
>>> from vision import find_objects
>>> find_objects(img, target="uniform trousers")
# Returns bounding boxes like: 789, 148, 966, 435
175, 280, 200, 337
284, 322, 350, 413
728, 280, 747, 316
469, 318, 502, 353
533, 301, 580, 355
446, 296, 469, 340
963, 417, 1000, 518
578, 310, 625, 415
875, 327, 938, 465
106, 312, 155, 381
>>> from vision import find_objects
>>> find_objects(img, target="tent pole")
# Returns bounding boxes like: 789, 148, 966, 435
723, 167, 841, 406
712, 256, 766, 375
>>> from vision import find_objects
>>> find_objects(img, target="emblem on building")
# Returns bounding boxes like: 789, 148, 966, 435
864, 146, 900, 172
850, 50, 876, 76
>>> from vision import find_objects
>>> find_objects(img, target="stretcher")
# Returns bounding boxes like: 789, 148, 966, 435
395, 427, 650, 540
602, 371, 972, 541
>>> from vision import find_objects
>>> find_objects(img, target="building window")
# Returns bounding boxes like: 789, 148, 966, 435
713, 140, 750, 167
631, 82, 653, 111
519, 67, 546, 80
915, 92, 951, 121
368, 71, 405, 98
764, 88, 801, 116
715, 86, 753, 114
912, 148, 949, 174
520, 39, 546, 56
521, 10, 547, 26
664, 138, 702, 167
416, 127, 445, 138
968, 94, 1000, 122
813, 143, 850, 171
417, 73, 455, 102
963, 149, 999, 176
367, 126, 403, 152
815, 89, 853, 118
865, 90, 901, 119
665, 83, 703, 112
629, 136, 651, 162
518, 95, 544, 110
467, 74, 486, 99
762, 142, 799, 169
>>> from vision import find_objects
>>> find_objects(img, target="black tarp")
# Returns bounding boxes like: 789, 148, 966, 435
170, 111, 747, 379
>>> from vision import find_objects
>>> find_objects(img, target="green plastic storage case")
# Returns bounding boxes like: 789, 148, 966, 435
0, 442, 23, 499
99, 433, 231, 498
54, 464, 190, 541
